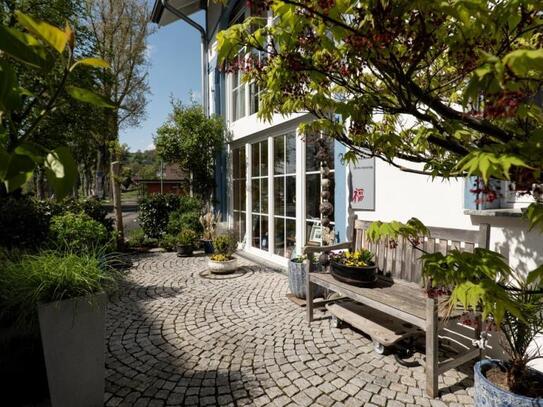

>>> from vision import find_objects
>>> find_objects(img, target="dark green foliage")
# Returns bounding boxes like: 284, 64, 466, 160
159, 234, 178, 252
49, 212, 111, 254
138, 194, 203, 239
213, 232, 237, 257
167, 211, 203, 236
0, 195, 51, 249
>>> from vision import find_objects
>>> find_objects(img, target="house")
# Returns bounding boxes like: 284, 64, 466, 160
150, 1, 543, 274
134, 163, 188, 196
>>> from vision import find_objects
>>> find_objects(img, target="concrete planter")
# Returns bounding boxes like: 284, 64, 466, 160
177, 244, 193, 257
288, 260, 325, 299
38, 292, 107, 407
474, 359, 543, 407
208, 258, 238, 274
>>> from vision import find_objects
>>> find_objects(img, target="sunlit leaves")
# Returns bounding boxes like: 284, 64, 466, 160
66, 86, 115, 108
455, 151, 530, 183
0, 26, 49, 69
70, 57, 110, 71
523, 203, 543, 232
15, 11, 70, 54
43, 147, 78, 199
503, 49, 543, 78
366, 218, 430, 243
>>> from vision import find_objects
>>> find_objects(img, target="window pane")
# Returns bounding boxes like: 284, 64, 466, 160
233, 180, 240, 211
233, 148, 240, 179
286, 176, 296, 217
239, 148, 246, 179
241, 180, 246, 211
305, 137, 319, 172
233, 88, 239, 121
252, 214, 260, 247
274, 177, 284, 216
260, 140, 268, 176
250, 82, 259, 115
251, 143, 259, 177
286, 133, 296, 174
261, 215, 269, 251
261, 178, 268, 213
274, 218, 285, 257
239, 85, 246, 118
306, 174, 320, 220
274, 136, 284, 175
286, 219, 296, 258
252, 179, 260, 213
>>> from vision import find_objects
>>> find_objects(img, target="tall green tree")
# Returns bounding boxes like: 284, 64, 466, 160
86, 0, 152, 198
154, 100, 226, 199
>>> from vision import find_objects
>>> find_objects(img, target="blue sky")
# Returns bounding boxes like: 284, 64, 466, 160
120, 11, 205, 152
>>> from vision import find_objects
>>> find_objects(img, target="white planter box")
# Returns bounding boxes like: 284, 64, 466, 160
38, 292, 107, 407
208, 258, 238, 274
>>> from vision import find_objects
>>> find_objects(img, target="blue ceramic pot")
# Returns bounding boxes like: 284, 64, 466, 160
202, 240, 214, 254
474, 359, 543, 407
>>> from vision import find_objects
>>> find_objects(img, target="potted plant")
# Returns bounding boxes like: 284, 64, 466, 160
0, 251, 117, 407
200, 209, 221, 254
329, 249, 377, 286
208, 232, 238, 274
289, 254, 326, 299
424, 248, 543, 406
177, 228, 198, 257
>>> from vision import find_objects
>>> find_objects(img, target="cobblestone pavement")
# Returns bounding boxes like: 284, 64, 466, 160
105, 252, 474, 407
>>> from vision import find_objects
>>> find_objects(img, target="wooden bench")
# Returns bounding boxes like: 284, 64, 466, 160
304, 219, 490, 398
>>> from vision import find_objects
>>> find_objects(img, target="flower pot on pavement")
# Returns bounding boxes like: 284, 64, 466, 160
474, 359, 543, 407
202, 239, 214, 254
288, 260, 326, 299
177, 244, 193, 257
38, 292, 107, 407
208, 257, 238, 274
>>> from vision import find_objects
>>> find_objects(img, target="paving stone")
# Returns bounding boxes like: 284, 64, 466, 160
103, 252, 475, 407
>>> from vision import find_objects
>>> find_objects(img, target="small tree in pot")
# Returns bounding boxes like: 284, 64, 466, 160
208, 232, 238, 274
176, 229, 198, 257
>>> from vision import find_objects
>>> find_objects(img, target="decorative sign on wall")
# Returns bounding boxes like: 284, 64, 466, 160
349, 158, 375, 211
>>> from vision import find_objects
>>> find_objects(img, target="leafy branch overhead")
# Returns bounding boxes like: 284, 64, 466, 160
0, 11, 114, 198
217, 0, 543, 223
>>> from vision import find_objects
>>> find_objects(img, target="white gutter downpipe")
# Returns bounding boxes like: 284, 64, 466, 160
161, 0, 209, 117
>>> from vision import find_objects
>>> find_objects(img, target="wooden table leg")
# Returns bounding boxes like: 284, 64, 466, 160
425, 297, 438, 398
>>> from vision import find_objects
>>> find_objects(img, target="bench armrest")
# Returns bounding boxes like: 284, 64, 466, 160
303, 241, 353, 256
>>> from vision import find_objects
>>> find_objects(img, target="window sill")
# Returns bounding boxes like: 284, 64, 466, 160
464, 208, 524, 218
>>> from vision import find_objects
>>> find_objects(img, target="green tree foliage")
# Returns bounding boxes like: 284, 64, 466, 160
0, 9, 113, 198
154, 100, 227, 198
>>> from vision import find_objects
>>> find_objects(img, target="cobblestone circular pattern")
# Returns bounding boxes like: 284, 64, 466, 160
105, 252, 475, 407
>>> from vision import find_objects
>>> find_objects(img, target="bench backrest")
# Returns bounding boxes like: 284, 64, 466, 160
353, 220, 490, 285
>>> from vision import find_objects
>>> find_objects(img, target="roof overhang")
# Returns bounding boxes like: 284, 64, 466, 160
151, 0, 204, 26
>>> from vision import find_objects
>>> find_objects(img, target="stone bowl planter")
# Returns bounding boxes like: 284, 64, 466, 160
208, 257, 238, 274
38, 292, 107, 407
330, 261, 377, 286
177, 244, 193, 257
474, 359, 543, 407
288, 260, 325, 299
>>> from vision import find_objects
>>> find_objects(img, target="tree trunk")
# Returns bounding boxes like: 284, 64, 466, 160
36, 165, 46, 200
111, 161, 124, 250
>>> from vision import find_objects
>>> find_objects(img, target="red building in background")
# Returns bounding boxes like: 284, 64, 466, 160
134, 163, 188, 196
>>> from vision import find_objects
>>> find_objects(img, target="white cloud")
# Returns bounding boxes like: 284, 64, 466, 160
146, 143, 155, 151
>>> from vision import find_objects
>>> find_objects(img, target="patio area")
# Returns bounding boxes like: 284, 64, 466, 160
104, 252, 475, 407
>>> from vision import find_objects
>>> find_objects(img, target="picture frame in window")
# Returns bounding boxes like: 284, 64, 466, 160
308, 224, 322, 244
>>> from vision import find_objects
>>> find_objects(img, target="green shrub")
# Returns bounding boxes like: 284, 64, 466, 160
213, 232, 237, 258
50, 212, 111, 253
0, 196, 51, 249
126, 228, 157, 248
137, 193, 182, 239
178, 196, 202, 213
167, 210, 203, 236
177, 229, 198, 246
0, 251, 117, 328
77, 197, 114, 232
159, 234, 178, 251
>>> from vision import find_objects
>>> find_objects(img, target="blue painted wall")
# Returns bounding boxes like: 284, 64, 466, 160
334, 141, 347, 242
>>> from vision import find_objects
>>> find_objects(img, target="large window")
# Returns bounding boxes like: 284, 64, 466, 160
232, 68, 246, 121
305, 135, 335, 245
273, 133, 297, 257
251, 141, 269, 250
232, 147, 246, 241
